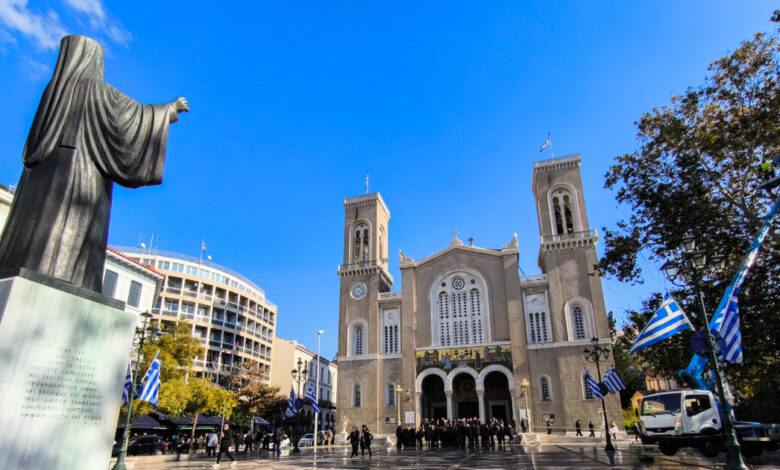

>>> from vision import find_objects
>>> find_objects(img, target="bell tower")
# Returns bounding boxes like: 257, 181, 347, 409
531, 153, 610, 342
336, 192, 393, 432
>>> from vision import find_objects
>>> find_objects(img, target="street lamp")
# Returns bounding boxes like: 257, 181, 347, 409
313, 330, 324, 456
290, 357, 308, 453
582, 337, 615, 452
520, 378, 530, 433
396, 384, 403, 426
662, 234, 747, 470
113, 312, 160, 470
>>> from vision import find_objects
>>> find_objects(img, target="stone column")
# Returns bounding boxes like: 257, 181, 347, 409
510, 390, 519, 426
477, 389, 486, 422
445, 391, 453, 419
415, 392, 422, 426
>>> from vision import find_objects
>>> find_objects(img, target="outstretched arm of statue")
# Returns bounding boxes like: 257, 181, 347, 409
169, 97, 189, 123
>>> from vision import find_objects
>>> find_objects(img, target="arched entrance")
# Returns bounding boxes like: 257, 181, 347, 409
421, 375, 447, 420
483, 371, 511, 423
452, 373, 479, 419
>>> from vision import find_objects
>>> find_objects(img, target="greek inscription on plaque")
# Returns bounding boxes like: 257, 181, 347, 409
19, 343, 102, 424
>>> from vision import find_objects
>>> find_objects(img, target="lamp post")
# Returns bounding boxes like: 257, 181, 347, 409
520, 378, 530, 433
290, 357, 308, 453
395, 384, 403, 425
313, 330, 324, 456
582, 337, 615, 451
661, 234, 747, 470
113, 312, 159, 470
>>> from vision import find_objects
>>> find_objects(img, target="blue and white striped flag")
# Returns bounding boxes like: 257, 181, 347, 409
630, 293, 693, 355
285, 385, 297, 417
603, 366, 626, 394
585, 368, 603, 399
715, 291, 743, 364
139, 351, 160, 406
121, 364, 132, 407
304, 384, 320, 414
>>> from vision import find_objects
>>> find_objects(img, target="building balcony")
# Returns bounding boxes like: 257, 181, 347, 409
540, 229, 598, 251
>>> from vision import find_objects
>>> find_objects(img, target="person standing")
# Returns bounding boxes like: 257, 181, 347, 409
575, 419, 583, 437
206, 429, 219, 457
546, 419, 552, 435
216, 424, 236, 465
610, 421, 619, 441
520, 417, 527, 433
395, 424, 403, 450
588, 421, 595, 437
273, 426, 284, 456
349, 426, 361, 458
360, 425, 374, 457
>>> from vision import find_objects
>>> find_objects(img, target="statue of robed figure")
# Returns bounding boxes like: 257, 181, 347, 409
0, 35, 188, 293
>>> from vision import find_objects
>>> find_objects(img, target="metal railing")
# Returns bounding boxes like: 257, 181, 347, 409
541, 230, 596, 244
338, 258, 389, 271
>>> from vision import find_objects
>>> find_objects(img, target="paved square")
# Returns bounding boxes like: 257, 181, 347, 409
119, 443, 780, 469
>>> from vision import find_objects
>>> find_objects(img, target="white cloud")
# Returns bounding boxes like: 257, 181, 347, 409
22, 55, 49, 80
0, 0, 69, 50
64, 0, 131, 46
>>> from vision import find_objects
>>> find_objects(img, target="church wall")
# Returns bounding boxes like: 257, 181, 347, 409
412, 250, 511, 348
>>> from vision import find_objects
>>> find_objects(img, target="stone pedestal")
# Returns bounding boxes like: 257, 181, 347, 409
0, 269, 136, 470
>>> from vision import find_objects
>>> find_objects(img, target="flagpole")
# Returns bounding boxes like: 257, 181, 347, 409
113, 312, 156, 470
313, 330, 324, 457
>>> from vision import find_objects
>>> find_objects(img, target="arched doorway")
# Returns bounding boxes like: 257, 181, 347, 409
483, 371, 511, 423
452, 373, 478, 419
421, 375, 447, 420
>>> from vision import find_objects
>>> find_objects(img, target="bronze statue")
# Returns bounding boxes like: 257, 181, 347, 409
0, 35, 188, 293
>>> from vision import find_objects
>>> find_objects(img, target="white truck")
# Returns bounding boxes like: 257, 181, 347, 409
639, 390, 776, 458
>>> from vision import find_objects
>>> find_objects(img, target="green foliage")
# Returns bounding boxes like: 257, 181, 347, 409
623, 409, 639, 433
600, 12, 780, 422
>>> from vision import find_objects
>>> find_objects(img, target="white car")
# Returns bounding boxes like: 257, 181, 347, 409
298, 433, 315, 446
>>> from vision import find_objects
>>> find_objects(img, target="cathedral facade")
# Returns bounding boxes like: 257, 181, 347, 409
336, 154, 621, 435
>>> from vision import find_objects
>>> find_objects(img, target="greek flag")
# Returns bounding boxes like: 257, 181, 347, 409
716, 291, 743, 364
539, 134, 551, 152
285, 385, 297, 418
139, 351, 160, 406
305, 384, 320, 414
121, 364, 132, 407
585, 368, 603, 399
603, 366, 625, 394
630, 293, 693, 355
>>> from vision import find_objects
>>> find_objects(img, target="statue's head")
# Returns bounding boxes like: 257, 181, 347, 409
54, 35, 105, 81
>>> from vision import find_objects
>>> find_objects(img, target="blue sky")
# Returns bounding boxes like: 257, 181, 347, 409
0, 1, 776, 359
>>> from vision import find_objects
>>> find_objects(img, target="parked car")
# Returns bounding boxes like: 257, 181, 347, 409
112, 435, 168, 456
298, 433, 315, 447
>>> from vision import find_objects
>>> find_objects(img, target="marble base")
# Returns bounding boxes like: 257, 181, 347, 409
0, 271, 136, 470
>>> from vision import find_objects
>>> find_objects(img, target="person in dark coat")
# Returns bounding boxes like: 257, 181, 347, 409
425, 424, 434, 449
546, 419, 553, 435
360, 425, 373, 457
349, 426, 361, 458
396, 425, 403, 450
588, 421, 595, 437
216, 424, 236, 464
416, 425, 424, 449
575, 419, 583, 437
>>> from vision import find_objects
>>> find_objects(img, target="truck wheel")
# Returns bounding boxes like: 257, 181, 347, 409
698, 440, 720, 458
658, 442, 679, 456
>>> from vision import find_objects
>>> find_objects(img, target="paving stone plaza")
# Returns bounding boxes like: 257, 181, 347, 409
116, 441, 780, 469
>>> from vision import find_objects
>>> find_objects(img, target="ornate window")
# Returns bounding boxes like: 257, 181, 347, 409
583, 374, 595, 400
431, 271, 489, 347
386, 384, 396, 406
525, 293, 552, 345
572, 306, 586, 340
540, 377, 551, 401
382, 309, 400, 355
353, 385, 361, 407
353, 223, 370, 263
351, 322, 365, 356
565, 299, 595, 342
550, 188, 577, 236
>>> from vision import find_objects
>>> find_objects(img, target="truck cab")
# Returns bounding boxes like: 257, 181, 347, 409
640, 390, 722, 457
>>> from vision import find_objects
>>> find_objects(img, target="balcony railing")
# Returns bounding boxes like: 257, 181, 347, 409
338, 258, 389, 271
541, 230, 596, 244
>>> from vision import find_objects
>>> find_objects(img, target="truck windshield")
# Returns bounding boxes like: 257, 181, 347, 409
641, 393, 681, 416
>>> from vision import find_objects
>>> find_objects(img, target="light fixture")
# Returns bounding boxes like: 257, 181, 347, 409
680, 233, 696, 254
662, 261, 679, 281
691, 250, 707, 270
710, 254, 726, 274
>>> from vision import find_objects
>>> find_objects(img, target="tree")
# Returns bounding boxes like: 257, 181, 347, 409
227, 361, 288, 426
600, 11, 780, 421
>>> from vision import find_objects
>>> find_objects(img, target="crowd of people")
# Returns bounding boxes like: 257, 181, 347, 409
395, 417, 516, 451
